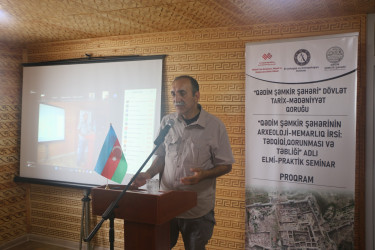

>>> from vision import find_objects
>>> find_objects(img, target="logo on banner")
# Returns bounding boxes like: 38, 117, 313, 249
258, 52, 276, 66
262, 53, 272, 60
250, 52, 282, 74
326, 46, 344, 63
324, 46, 346, 71
294, 49, 311, 66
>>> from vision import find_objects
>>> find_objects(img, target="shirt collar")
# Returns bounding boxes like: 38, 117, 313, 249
177, 104, 207, 128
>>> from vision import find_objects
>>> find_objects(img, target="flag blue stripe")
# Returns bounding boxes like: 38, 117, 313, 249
94, 125, 117, 174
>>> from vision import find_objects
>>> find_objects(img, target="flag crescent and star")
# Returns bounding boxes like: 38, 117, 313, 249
94, 124, 127, 184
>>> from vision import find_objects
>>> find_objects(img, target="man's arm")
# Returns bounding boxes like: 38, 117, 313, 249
146, 155, 165, 177
132, 155, 165, 187
180, 164, 232, 185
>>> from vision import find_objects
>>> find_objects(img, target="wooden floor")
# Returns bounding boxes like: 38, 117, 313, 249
6, 241, 74, 250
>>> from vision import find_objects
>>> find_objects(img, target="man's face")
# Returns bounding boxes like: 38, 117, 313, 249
171, 78, 200, 119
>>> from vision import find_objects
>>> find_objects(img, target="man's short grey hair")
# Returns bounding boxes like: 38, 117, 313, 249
173, 75, 199, 95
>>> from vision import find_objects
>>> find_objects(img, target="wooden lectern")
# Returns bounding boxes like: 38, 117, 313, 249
91, 185, 197, 250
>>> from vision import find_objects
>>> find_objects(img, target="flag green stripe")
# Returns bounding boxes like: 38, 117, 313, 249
111, 154, 127, 183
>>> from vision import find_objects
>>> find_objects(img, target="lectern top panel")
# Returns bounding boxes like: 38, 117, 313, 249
91, 185, 197, 224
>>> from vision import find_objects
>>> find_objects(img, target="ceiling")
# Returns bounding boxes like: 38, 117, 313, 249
0, 0, 374, 45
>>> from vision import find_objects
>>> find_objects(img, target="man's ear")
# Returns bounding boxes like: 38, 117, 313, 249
195, 91, 200, 101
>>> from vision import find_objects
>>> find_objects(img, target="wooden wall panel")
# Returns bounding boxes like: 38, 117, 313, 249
0, 43, 25, 245
27, 184, 125, 249
0, 14, 362, 249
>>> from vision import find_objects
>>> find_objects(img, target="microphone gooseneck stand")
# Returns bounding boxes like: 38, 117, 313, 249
84, 121, 173, 249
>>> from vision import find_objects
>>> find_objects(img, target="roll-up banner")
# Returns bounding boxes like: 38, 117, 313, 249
245, 33, 358, 249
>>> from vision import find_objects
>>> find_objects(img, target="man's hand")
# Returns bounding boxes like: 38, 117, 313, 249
132, 172, 151, 187
180, 168, 204, 185
180, 165, 232, 185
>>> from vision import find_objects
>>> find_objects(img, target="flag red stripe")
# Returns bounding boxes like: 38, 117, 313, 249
100, 139, 121, 179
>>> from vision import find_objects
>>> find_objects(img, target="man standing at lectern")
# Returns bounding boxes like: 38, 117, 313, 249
133, 75, 234, 249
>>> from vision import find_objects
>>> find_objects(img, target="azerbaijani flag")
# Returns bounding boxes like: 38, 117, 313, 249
94, 124, 127, 183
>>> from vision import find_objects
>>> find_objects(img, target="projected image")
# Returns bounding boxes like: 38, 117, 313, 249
20, 58, 163, 186
122, 89, 156, 174
36, 89, 157, 174
77, 111, 96, 168
38, 104, 65, 142
37, 99, 103, 170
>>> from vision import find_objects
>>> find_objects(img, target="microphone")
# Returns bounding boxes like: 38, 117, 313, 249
154, 119, 175, 146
